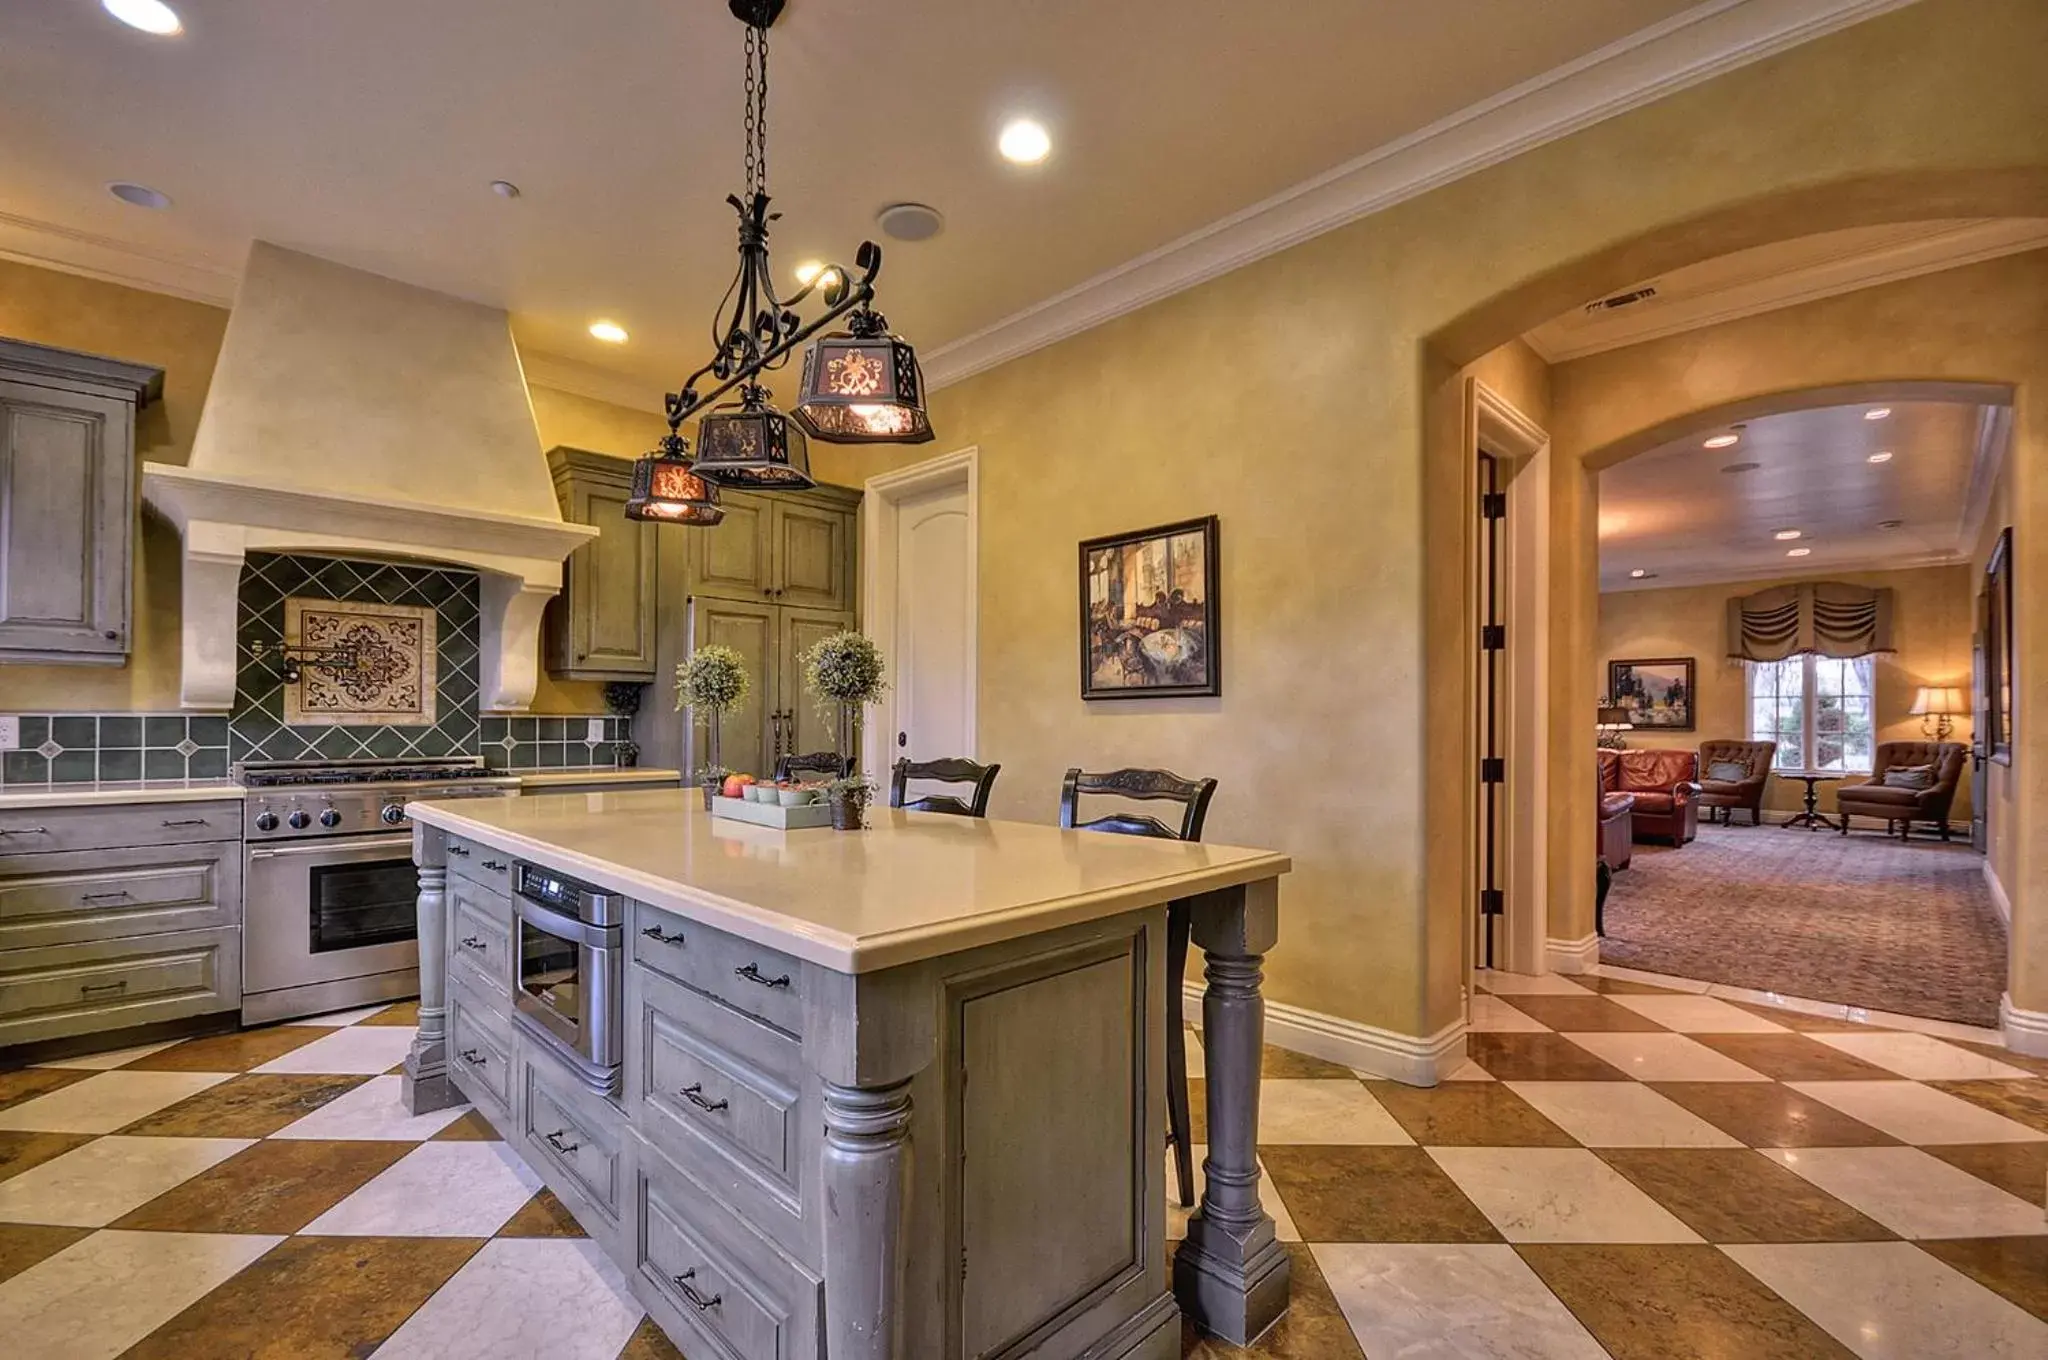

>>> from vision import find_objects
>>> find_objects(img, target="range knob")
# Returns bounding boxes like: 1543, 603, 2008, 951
253, 811, 279, 832
286, 810, 312, 830
380, 804, 408, 826
318, 808, 343, 828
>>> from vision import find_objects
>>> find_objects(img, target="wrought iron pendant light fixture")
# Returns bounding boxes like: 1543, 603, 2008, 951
645, 0, 932, 505
623, 431, 725, 525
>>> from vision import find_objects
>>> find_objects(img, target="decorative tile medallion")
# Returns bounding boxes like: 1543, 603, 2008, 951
283, 597, 438, 727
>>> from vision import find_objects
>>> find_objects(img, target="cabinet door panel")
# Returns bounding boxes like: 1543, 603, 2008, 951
769, 501, 848, 611
572, 486, 656, 676
777, 607, 855, 767
688, 492, 773, 600
692, 598, 778, 780
0, 381, 131, 659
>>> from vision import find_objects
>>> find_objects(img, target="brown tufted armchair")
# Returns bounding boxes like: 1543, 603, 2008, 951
1696, 739, 1777, 826
1835, 741, 1967, 840
1599, 748, 1702, 846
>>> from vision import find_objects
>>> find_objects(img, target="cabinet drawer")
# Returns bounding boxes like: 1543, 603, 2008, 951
631, 1131, 820, 1360
0, 926, 239, 1047
0, 800, 241, 855
448, 984, 515, 1114
448, 875, 512, 1000
632, 903, 806, 1037
0, 841, 239, 949
444, 835, 513, 893
523, 1055, 624, 1223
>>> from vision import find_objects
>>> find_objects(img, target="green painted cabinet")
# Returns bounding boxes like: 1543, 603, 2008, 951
543, 447, 659, 682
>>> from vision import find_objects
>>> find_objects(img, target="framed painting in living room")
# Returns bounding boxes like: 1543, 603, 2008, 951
1608, 656, 1696, 732
1080, 516, 1220, 700
1983, 526, 2013, 764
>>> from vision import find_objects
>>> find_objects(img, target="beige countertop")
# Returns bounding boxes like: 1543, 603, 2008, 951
0, 780, 245, 811
406, 788, 1288, 974
509, 767, 683, 789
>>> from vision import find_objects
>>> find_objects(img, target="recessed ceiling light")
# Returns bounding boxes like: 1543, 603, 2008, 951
1878, 518, 1905, 530
1629, 569, 1650, 579
1720, 461, 1760, 474
107, 182, 171, 210
1867, 451, 1893, 463
1773, 528, 1803, 541
587, 320, 629, 344
1703, 433, 1740, 449
1863, 407, 1892, 421
103, 0, 182, 35
1786, 547, 1812, 557
489, 180, 522, 200
998, 118, 1052, 165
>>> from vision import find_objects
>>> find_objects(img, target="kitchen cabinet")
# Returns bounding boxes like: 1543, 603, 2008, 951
0, 339, 162, 664
543, 447, 659, 681
685, 483, 860, 612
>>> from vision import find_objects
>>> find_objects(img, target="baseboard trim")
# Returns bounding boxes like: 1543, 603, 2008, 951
1546, 933, 1600, 974
2001, 993, 2048, 1059
1181, 983, 1464, 1086
1983, 864, 2012, 928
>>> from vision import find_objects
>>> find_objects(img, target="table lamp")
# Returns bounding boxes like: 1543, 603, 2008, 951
1909, 685, 1965, 740
1596, 704, 1634, 750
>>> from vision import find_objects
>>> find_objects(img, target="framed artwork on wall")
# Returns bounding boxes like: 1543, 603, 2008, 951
1080, 516, 1220, 700
1982, 527, 2014, 764
1608, 656, 1696, 732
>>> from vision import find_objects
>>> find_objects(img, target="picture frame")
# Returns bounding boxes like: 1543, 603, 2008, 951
1983, 527, 2013, 764
1608, 656, 1696, 732
1079, 516, 1220, 700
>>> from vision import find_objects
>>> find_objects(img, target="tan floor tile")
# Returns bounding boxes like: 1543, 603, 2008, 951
1922, 1142, 2048, 1206
1518, 1243, 1858, 1359
1259, 1045, 1357, 1079
0, 1222, 91, 1285
1917, 1237, 2048, 1323
1649, 1081, 1899, 1148
358, 1000, 422, 1027
1689, 1032, 1897, 1081
1259, 1145, 1501, 1243
0, 1070, 230, 1133
431, 1109, 504, 1142
0, 1068, 91, 1112
497, 1187, 590, 1238
1596, 1148, 1895, 1243
113, 1139, 411, 1234
118, 1074, 371, 1138
1362, 1081, 1578, 1146
0, 1131, 96, 1184
1950, 1040, 2048, 1079
1506, 995, 1672, 1032
1180, 1242, 1364, 1358
1466, 1032, 1632, 1081
617, 1316, 688, 1359
120, 1234, 484, 1360
0, 1228, 282, 1357
120, 1026, 331, 1073
1930, 1079, 2048, 1134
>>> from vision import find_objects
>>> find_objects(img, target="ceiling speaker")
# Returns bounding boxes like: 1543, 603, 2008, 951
876, 203, 945, 242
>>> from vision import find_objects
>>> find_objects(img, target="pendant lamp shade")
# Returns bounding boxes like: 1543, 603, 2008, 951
624, 433, 725, 525
794, 321, 932, 444
692, 392, 816, 490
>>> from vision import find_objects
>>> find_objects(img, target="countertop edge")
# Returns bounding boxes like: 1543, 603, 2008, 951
0, 782, 245, 810
509, 768, 683, 788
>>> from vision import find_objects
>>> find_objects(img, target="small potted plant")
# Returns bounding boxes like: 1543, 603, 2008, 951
824, 775, 874, 831
694, 764, 730, 812
799, 631, 889, 769
677, 644, 752, 806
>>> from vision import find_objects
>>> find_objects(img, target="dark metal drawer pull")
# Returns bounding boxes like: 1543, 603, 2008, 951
0, 827, 49, 836
81, 890, 133, 903
80, 980, 129, 997
641, 925, 685, 946
161, 818, 210, 827
680, 1083, 729, 1113
543, 1129, 580, 1155
481, 859, 507, 871
672, 1270, 722, 1312
459, 1048, 487, 1066
460, 936, 489, 952
448, 845, 471, 857
734, 962, 791, 989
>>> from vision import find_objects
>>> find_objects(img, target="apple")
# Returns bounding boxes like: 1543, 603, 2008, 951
721, 774, 746, 798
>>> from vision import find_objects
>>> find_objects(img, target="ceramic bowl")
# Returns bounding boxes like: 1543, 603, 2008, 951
744, 784, 772, 803
777, 786, 815, 807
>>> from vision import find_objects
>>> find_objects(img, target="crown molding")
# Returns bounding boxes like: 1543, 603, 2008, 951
516, 349, 671, 414
1601, 548, 1968, 594
920, 0, 1920, 392
0, 210, 239, 306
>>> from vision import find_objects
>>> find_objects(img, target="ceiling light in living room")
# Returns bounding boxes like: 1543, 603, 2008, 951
1864, 407, 1892, 420
1868, 451, 1893, 463
103, 0, 182, 35
1703, 433, 1740, 449
1774, 528, 1803, 540
999, 118, 1053, 165
1786, 547, 1812, 557
587, 320, 629, 344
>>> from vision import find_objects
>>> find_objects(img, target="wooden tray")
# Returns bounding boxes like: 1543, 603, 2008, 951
710, 794, 832, 830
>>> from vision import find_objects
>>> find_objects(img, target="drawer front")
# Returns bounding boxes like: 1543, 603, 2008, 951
448, 984, 515, 1114
631, 1132, 819, 1360
0, 926, 240, 1047
0, 842, 239, 949
632, 903, 806, 1037
523, 1056, 624, 1221
444, 835, 513, 893
447, 876, 513, 1000
0, 800, 241, 855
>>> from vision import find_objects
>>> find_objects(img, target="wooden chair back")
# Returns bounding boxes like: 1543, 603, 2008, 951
1058, 767, 1217, 842
889, 757, 1001, 817
774, 750, 852, 781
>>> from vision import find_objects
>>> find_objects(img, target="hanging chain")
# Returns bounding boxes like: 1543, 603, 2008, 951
741, 23, 769, 198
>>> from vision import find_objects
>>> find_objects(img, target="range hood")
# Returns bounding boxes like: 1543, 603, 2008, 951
143, 243, 597, 711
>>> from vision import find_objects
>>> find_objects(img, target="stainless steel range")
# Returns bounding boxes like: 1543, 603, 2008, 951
239, 758, 519, 1023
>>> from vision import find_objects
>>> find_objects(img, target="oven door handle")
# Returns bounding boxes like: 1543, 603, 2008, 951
247, 835, 416, 862
514, 894, 618, 951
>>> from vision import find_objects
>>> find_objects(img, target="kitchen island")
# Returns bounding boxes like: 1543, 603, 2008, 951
401, 787, 1291, 1357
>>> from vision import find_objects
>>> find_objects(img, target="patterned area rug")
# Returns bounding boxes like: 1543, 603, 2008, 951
1601, 823, 2007, 1026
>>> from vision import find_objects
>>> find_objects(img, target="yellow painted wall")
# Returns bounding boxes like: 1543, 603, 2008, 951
1597, 566, 1978, 817
1971, 458, 2017, 906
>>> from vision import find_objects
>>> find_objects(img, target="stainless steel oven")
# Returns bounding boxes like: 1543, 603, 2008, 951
511, 861, 623, 1095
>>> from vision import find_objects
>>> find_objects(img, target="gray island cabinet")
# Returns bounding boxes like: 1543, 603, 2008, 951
401, 788, 1292, 1357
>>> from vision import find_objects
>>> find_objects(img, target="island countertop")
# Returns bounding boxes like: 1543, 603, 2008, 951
406, 786, 1288, 973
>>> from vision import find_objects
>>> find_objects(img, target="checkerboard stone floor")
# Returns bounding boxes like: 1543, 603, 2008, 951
1, 969, 2043, 1360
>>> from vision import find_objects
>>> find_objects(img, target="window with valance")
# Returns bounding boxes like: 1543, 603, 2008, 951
1729, 582, 1891, 774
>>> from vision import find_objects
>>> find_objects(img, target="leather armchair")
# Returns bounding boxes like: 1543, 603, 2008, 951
1696, 739, 1776, 826
1599, 780, 1636, 872
1835, 741, 1967, 840
1599, 748, 1701, 846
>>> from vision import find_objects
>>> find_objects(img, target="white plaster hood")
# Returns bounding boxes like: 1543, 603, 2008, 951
143, 243, 596, 711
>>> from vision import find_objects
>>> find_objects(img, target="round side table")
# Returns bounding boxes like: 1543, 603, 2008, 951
1781, 771, 1843, 831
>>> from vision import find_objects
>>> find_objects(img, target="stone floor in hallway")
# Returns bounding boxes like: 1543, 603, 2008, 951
0, 969, 2042, 1359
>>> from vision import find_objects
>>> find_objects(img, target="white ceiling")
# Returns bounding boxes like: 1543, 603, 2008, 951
1598, 400, 2005, 593
4, 0, 1709, 400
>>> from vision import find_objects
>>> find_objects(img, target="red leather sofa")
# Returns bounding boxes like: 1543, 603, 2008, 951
1598, 748, 1701, 846
1598, 771, 1636, 871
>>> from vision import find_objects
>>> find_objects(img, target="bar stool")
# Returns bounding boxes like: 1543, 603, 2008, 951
889, 757, 1001, 816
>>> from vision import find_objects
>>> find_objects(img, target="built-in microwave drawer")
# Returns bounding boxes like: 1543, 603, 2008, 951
630, 1131, 820, 1360
523, 1054, 624, 1224
0, 842, 240, 949
632, 903, 807, 1037
448, 983, 515, 1114
447, 875, 512, 1000
444, 834, 513, 893
0, 800, 242, 856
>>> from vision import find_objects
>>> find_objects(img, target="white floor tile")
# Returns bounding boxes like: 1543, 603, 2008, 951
1255, 1080, 1413, 1144
269, 1075, 472, 1141
1609, 994, 1789, 1033
1426, 1147, 1701, 1243
1703, 983, 1857, 1019
295, 1003, 401, 1027
1166, 1146, 1299, 1243
1595, 964, 1711, 994
30, 1040, 182, 1071
0, 1229, 281, 1360
371, 1238, 643, 1360
1476, 971, 1591, 997
0, 1136, 254, 1227
1560, 1031, 1772, 1083
1854, 1010, 2008, 1046
1469, 994, 1549, 1033
1788, 1080, 2047, 1145
252, 1025, 418, 1075
0, 1070, 230, 1134
1724, 1241, 2048, 1359
1760, 1146, 2048, 1239
1811, 1032, 2032, 1082
1506, 1081, 1744, 1147
302, 1140, 543, 1237
1313, 1242, 1609, 1360
1440, 1059, 1497, 1082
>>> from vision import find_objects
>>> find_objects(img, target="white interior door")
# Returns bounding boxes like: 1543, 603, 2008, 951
892, 482, 973, 762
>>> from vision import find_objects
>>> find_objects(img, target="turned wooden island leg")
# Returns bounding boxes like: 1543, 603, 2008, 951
1174, 876, 1290, 1343
403, 824, 464, 1115
820, 1076, 915, 1360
